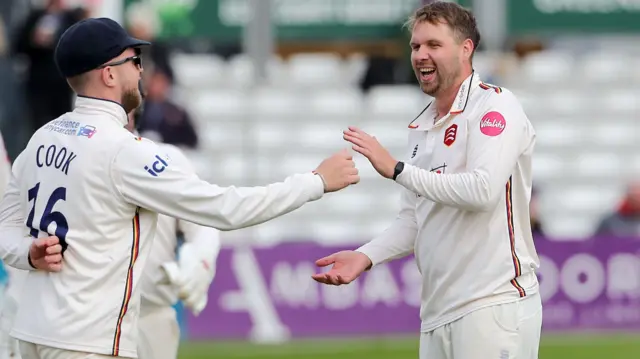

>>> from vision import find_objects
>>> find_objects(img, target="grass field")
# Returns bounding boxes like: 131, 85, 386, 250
178, 334, 640, 358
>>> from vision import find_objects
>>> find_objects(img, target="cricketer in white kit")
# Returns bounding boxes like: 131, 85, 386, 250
131, 122, 221, 359
0, 136, 222, 359
0, 17, 359, 359
136, 143, 221, 359
314, 3, 542, 359
0, 131, 22, 359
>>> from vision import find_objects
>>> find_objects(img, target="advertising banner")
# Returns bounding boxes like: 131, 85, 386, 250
122, 0, 472, 41
508, 0, 640, 35
186, 236, 640, 340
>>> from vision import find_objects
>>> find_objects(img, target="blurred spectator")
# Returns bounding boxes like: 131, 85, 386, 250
595, 182, 640, 238
530, 186, 545, 237
125, 1, 173, 82
493, 37, 545, 82
137, 68, 198, 149
12, 0, 87, 133
125, 3, 197, 149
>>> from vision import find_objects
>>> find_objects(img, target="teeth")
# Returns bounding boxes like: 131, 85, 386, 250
419, 68, 435, 74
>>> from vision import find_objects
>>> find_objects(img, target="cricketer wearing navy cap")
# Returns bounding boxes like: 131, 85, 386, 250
54, 17, 150, 114
0, 12, 359, 359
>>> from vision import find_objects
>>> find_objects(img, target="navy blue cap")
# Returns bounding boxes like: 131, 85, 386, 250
54, 17, 150, 78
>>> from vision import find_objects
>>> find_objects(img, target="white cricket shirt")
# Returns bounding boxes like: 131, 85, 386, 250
140, 143, 220, 307
0, 131, 10, 195
0, 96, 324, 358
357, 72, 539, 332
0, 131, 27, 323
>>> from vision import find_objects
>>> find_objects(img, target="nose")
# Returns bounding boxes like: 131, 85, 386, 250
413, 46, 430, 63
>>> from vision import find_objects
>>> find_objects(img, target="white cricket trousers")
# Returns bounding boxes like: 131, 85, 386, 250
419, 293, 542, 359
18, 341, 122, 359
136, 304, 180, 359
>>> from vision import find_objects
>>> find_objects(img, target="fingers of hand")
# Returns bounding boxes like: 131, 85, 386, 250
351, 144, 369, 157
343, 132, 362, 145
319, 273, 340, 285
347, 126, 365, 135
345, 135, 369, 152
45, 252, 62, 261
315, 255, 335, 267
34, 236, 60, 250
45, 244, 62, 255
311, 273, 329, 283
45, 236, 60, 246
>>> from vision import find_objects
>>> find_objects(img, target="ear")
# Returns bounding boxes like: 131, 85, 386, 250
100, 67, 117, 88
462, 38, 474, 61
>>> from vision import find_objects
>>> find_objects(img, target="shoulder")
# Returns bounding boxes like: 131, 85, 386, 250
471, 83, 527, 125
113, 134, 164, 167
156, 143, 194, 171
475, 81, 522, 112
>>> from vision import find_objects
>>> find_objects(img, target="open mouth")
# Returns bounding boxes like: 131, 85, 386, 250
418, 67, 436, 82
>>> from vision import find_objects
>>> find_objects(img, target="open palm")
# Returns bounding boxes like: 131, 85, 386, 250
311, 250, 372, 286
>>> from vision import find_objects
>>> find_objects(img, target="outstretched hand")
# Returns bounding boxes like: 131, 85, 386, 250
29, 236, 63, 272
312, 250, 372, 286
343, 127, 398, 179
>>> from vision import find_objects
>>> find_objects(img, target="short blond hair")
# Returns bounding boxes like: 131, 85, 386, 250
405, 1, 481, 53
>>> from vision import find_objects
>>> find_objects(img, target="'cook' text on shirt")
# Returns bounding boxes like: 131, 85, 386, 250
36, 144, 77, 175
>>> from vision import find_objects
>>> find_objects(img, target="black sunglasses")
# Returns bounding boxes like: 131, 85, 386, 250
98, 55, 142, 69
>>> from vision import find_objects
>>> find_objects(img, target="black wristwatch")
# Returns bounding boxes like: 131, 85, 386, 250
392, 161, 405, 180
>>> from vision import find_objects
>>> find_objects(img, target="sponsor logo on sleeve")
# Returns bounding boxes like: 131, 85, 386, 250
480, 111, 506, 137
144, 154, 171, 177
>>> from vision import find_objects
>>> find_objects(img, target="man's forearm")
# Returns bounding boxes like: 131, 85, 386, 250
356, 218, 417, 268
396, 164, 498, 212
0, 227, 36, 271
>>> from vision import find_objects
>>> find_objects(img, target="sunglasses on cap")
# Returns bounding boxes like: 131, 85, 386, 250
98, 55, 142, 69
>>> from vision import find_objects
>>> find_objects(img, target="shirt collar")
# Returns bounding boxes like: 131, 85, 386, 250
74, 96, 128, 126
408, 71, 481, 131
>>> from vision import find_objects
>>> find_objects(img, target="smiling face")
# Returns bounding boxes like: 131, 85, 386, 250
411, 20, 467, 97
406, 2, 480, 97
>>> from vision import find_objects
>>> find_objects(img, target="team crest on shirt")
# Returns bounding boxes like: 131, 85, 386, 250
444, 124, 457, 146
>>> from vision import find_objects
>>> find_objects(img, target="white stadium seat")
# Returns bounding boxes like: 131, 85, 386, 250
171, 53, 226, 89
286, 53, 346, 88
520, 51, 574, 85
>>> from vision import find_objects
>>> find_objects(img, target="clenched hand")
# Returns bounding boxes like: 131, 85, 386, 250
29, 236, 63, 272
314, 149, 360, 192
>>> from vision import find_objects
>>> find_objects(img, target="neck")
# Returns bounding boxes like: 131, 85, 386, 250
434, 68, 473, 118
76, 89, 122, 107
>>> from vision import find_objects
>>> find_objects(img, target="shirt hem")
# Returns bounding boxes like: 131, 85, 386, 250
419, 289, 539, 333
10, 330, 137, 358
